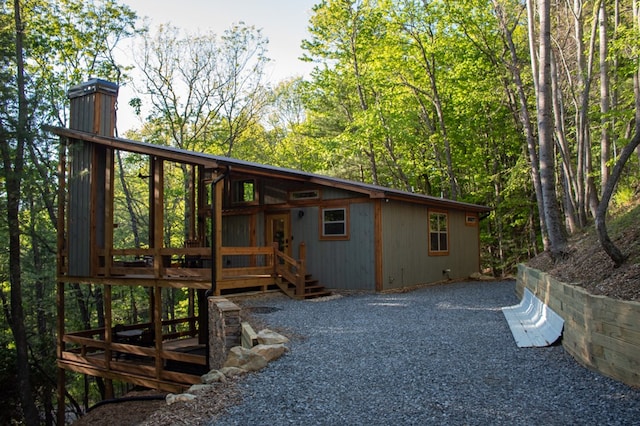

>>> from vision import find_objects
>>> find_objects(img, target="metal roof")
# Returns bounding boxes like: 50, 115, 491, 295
47, 126, 491, 213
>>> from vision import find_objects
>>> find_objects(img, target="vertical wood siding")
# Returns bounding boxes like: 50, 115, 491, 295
67, 141, 92, 276
294, 203, 376, 290
381, 201, 481, 290
222, 215, 252, 267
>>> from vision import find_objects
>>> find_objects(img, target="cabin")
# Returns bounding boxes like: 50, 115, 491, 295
50, 80, 491, 407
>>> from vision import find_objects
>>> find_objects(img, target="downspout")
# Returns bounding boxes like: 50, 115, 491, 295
207, 172, 227, 297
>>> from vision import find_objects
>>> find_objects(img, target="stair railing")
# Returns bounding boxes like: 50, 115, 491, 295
272, 242, 306, 298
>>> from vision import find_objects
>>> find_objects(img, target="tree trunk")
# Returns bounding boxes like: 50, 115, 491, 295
30, 197, 54, 425
574, 0, 602, 224
596, 130, 640, 266
599, 1, 611, 192
0, 1, 41, 424
634, 1, 640, 162
536, 0, 568, 259
499, 0, 548, 249
550, 52, 579, 233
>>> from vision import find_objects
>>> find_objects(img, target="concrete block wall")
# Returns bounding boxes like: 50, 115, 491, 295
517, 264, 640, 387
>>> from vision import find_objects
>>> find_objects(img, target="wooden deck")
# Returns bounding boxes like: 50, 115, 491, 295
57, 245, 331, 395
59, 332, 207, 393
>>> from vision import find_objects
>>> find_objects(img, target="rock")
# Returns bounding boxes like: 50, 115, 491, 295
223, 346, 268, 372
257, 329, 289, 345
201, 369, 227, 384
188, 383, 216, 394
220, 366, 247, 377
470, 272, 494, 281
166, 393, 197, 405
250, 343, 288, 362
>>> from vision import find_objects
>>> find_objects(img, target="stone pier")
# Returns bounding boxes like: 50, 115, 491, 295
208, 297, 242, 370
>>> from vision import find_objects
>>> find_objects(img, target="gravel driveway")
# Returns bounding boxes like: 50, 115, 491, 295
212, 280, 640, 425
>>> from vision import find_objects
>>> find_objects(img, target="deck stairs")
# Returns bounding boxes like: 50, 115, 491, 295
275, 273, 331, 300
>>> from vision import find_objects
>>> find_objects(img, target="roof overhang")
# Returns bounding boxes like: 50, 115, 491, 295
46, 126, 492, 213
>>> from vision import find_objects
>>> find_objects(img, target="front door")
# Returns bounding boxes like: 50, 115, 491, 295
266, 213, 291, 256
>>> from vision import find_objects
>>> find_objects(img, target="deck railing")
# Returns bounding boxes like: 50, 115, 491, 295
60, 316, 205, 392
83, 245, 307, 295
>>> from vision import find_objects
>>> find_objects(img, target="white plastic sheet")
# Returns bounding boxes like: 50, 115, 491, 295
502, 288, 564, 347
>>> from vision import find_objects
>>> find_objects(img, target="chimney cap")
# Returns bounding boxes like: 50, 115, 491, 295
67, 79, 119, 99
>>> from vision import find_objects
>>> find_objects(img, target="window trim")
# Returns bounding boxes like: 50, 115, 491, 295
319, 206, 349, 240
289, 189, 321, 201
465, 212, 478, 227
231, 178, 257, 205
428, 210, 449, 256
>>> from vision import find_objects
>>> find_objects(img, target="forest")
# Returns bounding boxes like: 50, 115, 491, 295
1, 0, 639, 424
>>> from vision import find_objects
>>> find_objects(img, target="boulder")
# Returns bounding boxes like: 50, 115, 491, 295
470, 272, 494, 281
166, 393, 197, 405
201, 369, 227, 384
220, 366, 247, 377
250, 343, 288, 362
257, 329, 289, 345
188, 383, 216, 394
223, 346, 268, 372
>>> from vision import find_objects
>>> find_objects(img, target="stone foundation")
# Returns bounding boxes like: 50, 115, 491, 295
208, 297, 242, 370
517, 264, 640, 387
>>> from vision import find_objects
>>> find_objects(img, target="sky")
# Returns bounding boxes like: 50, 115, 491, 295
116, 0, 319, 132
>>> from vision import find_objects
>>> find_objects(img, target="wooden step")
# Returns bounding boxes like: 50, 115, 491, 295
275, 273, 331, 300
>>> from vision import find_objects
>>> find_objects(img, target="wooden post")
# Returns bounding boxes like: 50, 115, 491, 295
296, 242, 306, 298
188, 289, 195, 336
152, 158, 164, 278
154, 285, 163, 380
103, 284, 113, 399
196, 165, 206, 242
271, 242, 279, 279
189, 165, 196, 240
214, 177, 223, 295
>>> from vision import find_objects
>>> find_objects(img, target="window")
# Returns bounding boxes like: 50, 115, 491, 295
232, 179, 255, 204
465, 213, 478, 226
429, 211, 449, 255
290, 189, 320, 201
320, 207, 348, 239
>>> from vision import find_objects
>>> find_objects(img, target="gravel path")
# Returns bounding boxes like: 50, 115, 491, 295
212, 281, 640, 426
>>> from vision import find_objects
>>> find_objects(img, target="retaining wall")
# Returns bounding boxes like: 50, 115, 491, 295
517, 264, 640, 387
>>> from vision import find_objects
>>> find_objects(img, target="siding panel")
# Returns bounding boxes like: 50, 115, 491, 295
68, 141, 92, 276
381, 201, 480, 290
295, 203, 375, 290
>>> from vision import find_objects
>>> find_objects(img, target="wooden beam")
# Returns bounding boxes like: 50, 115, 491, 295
57, 358, 192, 394
45, 126, 219, 167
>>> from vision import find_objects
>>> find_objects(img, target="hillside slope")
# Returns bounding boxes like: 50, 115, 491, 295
527, 200, 640, 301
